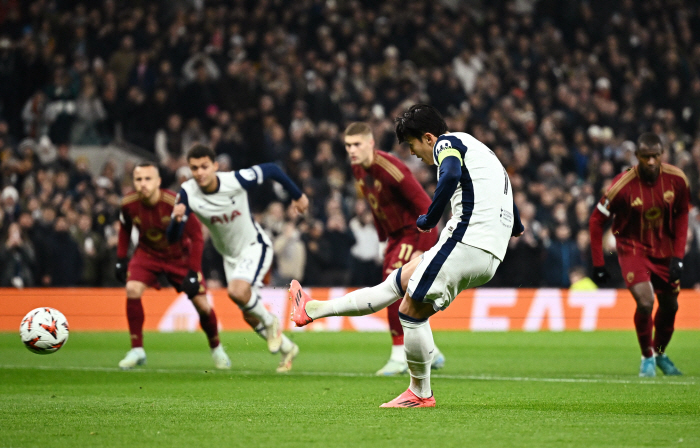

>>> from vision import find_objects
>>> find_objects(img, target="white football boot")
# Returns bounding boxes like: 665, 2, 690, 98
276, 342, 300, 373
211, 345, 231, 370
118, 347, 147, 370
265, 315, 283, 354
376, 358, 409, 376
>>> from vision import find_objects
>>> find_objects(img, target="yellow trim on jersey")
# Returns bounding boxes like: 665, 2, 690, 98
437, 148, 463, 166
661, 164, 689, 187
374, 155, 404, 183
161, 193, 177, 205
121, 193, 139, 206
606, 169, 637, 201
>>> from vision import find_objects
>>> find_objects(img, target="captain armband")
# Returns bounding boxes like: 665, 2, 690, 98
436, 148, 463, 165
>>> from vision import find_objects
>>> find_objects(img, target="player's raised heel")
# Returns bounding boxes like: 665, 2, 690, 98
119, 348, 147, 370
376, 359, 408, 376
380, 388, 435, 408
266, 316, 283, 354
276, 343, 300, 373
639, 355, 656, 377
289, 280, 313, 327
655, 353, 682, 376
211, 345, 231, 370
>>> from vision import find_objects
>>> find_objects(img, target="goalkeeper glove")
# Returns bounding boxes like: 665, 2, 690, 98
182, 270, 202, 299
668, 257, 683, 283
592, 266, 610, 285
115, 258, 129, 284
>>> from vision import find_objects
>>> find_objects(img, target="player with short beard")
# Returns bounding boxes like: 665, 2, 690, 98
344, 122, 444, 376
116, 162, 230, 370
589, 132, 690, 377
168, 144, 309, 372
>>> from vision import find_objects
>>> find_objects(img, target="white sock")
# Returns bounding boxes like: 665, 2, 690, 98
306, 268, 403, 320
255, 323, 294, 353
390, 344, 406, 362
241, 293, 274, 326
401, 316, 434, 399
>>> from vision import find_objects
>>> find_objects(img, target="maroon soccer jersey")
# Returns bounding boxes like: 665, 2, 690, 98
118, 189, 203, 271
351, 150, 436, 247
590, 164, 690, 265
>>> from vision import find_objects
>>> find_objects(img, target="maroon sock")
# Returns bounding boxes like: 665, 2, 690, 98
126, 298, 144, 348
633, 309, 653, 358
653, 308, 677, 354
200, 309, 220, 349
387, 300, 404, 346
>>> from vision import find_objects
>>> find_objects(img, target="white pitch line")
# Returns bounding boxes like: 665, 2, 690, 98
0, 364, 695, 386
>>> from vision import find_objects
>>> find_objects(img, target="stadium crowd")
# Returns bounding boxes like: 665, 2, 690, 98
3, 0, 700, 289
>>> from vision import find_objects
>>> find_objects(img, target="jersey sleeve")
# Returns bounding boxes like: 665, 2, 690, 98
182, 212, 204, 272
672, 176, 691, 259
117, 205, 133, 258
166, 188, 192, 243
235, 163, 303, 199
392, 159, 432, 218
433, 135, 465, 166
589, 172, 626, 267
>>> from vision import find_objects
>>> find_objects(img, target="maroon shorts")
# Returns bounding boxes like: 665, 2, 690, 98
382, 229, 438, 280
617, 254, 679, 293
127, 249, 206, 295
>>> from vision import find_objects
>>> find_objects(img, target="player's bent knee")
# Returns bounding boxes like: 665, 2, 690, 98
191, 295, 211, 314
227, 282, 251, 306
398, 295, 436, 321
126, 281, 146, 299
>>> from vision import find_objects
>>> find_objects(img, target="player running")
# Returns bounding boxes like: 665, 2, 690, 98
167, 144, 308, 372
290, 104, 524, 407
116, 162, 230, 370
589, 132, 689, 377
344, 122, 443, 376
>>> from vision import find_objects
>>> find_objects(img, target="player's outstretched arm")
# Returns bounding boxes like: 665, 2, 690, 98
236, 163, 303, 200
416, 155, 460, 231
511, 201, 525, 237
116, 209, 132, 283
589, 199, 611, 284
166, 189, 192, 243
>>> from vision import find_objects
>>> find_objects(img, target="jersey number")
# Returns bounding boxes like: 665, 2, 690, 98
398, 244, 414, 262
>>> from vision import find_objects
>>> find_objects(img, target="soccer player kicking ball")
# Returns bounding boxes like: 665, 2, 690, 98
589, 132, 689, 377
344, 122, 444, 376
168, 144, 308, 373
117, 162, 230, 370
290, 105, 524, 407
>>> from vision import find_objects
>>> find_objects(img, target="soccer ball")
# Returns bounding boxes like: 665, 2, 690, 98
19, 307, 70, 354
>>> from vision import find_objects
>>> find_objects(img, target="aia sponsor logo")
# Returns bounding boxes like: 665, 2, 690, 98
211, 210, 241, 224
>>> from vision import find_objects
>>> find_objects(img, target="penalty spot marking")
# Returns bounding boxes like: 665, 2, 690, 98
0, 364, 695, 386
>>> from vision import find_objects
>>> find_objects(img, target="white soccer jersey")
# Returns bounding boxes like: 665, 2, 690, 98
179, 169, 272, 259
432, 132, 513, 261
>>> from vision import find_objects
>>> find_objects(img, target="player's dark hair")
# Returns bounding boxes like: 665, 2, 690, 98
394, 104, 448, 143
637, 132, 662, 150
187, 143, 216, 162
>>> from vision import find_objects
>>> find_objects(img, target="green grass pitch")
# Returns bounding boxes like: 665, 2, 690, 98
1, 330, 699, 447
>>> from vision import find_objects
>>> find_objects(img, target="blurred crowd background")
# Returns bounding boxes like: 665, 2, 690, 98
3, 0, 700, 289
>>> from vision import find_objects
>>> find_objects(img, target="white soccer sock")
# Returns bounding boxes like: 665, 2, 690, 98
306, 268, 403, 320
241, 293, 274, 327
390, 344, 406, 362
254, 323, 294, 353
401, 316, 434, 399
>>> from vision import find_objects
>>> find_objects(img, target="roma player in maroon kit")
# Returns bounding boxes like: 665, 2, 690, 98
589, 133, 689, 377
344, 122, 444, 376
116, 162, 230, 370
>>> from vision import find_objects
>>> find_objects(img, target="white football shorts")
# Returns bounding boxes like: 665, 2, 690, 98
223, 241, 273, 287
407, 232, 500, 311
